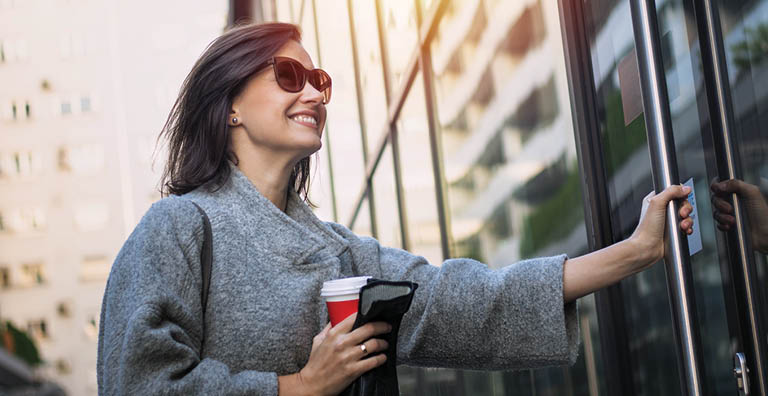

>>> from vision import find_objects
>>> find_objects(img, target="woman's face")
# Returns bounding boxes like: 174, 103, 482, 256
230, 40, 327, 164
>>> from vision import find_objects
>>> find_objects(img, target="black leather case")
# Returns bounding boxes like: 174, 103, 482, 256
339, 279, 418, 396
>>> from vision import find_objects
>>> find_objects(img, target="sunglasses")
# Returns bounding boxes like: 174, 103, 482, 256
263, 56, 332, 104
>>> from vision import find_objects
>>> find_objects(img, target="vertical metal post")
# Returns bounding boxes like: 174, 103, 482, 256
374, 0, 411, 251
346, 0, 379, 238
629, 0, 703, 394
310, 0, 339, 222
414, 0, 452, 260
696, 0, 767, 393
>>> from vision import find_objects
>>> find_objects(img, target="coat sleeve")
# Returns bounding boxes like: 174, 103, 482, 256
376, 245, 580, 370
326, 223, 580, 371
97, 198, 278, 396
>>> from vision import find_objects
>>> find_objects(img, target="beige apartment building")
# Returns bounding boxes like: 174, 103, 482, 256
0, 1, 227, 394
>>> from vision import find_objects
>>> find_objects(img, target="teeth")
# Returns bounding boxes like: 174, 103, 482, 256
291, 115, 317, 126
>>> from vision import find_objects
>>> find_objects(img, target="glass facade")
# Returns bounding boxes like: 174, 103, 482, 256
245, 0, 768, 393
260, 0, 603, 394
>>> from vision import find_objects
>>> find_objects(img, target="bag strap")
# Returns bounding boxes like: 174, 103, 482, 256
190, 202, 213, 316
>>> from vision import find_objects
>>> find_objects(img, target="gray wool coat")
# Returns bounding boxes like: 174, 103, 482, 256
97, 162, 580, 395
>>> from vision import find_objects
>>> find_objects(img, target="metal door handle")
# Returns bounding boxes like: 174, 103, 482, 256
734, 352, 750, 395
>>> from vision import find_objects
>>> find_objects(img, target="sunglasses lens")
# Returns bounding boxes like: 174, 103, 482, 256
274, 59, 304, 92
309, 70, 332, 104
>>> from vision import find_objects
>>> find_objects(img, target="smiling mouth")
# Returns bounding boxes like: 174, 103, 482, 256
289, 114, 318, 129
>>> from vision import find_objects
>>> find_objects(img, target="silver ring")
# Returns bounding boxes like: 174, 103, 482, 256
360, 344, 367, 354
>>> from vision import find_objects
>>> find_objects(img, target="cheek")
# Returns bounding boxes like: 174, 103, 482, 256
245, 101, 289, 134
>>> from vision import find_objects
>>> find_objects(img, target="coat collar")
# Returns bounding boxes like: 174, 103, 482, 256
189, 161, 349, 264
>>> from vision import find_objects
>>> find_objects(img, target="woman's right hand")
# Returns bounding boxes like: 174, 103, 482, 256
295, 314, 391, 396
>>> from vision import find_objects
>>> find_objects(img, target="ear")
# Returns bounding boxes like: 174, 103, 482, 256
228, 107, 241, 127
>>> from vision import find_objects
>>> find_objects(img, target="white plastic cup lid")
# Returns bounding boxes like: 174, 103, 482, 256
320, 276, 371, 298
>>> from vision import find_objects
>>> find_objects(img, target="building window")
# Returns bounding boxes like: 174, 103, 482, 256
60, 100, 72, 115
4, 151, 41, 178
24, 100, 30, 118
0, 38, 26, 63
55, 359, 71, 375
80, 254, 110, 281
0, 153, 8, 177
58, 144, 104, 174
56, 301, 72, 318
0, 266, 9, 288
83, 314, 99, 341
3, 207, 47, 233
80, 96, 91, 112
20, 262, 45, 285
27, 319, 48, 340
57, 147, 70, 172
11, 101, 17, 120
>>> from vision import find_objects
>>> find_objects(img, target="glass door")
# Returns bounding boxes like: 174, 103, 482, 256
562, 0, 768, 394
646, 0, 736, 393
699, 0, 768, 393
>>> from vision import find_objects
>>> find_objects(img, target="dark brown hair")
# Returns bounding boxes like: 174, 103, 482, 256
157, 22, 315, 206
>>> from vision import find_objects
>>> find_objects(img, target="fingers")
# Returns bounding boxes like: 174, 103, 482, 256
678, 199, 693, 218
679, 218, 694, 234
311, 322, 332, 354
350, 352, 388, 376
329, 313, 358, 336
661, 184, 692, 202
314, 322, 331, 341
711, 178, 760, 198
646, 185, 690, 212
358, 338, 389, 358
712, 196, 733, 214
347, 321, 392, 346
711, 179, 740, 195
714, 211, 736, 228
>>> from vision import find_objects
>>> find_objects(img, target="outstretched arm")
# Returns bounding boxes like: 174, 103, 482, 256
562, 184, 693, 303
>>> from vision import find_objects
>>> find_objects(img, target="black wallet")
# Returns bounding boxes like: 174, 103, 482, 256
339, 279, 418, 396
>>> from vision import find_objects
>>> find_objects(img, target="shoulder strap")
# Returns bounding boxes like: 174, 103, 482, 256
190, 202, 213, 316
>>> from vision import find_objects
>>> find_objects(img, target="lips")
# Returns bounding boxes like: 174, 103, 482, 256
287, 110, 321, 130
290, 114, 318, 127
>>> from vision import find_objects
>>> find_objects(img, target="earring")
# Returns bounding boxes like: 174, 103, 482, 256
232, 117, 238, 124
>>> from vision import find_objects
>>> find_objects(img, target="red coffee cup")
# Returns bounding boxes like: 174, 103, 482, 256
320, 276, 371, 327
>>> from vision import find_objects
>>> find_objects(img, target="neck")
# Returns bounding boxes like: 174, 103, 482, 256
233, 149, 296, 213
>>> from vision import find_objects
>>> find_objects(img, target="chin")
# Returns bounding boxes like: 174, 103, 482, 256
296, 139, 322, 157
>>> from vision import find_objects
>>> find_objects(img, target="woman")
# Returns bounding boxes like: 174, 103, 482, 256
97, 22, 694, 395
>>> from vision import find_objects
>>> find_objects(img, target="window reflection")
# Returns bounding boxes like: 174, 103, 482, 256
310, 0, 368, 224
397, 73, 442, 266
350, 0, 390, 146
380, 0, 419, 85
352, 198, 373, 238
373, 143, 403, 249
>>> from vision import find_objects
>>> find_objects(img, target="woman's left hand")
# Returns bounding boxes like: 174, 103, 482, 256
629, 184, 694, 271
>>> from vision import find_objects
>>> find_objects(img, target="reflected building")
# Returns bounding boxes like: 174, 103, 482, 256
0, 1, 227, 394
251, 0, 604, 394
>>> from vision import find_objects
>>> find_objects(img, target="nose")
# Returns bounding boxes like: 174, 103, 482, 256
299, 80, 325, 105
